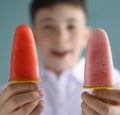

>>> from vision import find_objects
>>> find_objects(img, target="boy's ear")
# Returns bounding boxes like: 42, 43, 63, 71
82, 27, 92, 48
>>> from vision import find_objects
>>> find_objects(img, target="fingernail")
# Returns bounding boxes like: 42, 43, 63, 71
81, 92, 88, 99
39, 100, 44, 105
92, 89, 106, 96
33, 83, 38, 90
38, 100, 44, 109
37, 90, 44, 96
92, 89, 101, 95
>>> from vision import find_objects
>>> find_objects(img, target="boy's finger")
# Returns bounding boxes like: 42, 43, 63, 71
92, 89, 120, 103
81, 101, 100, 115
81, 92, 110, 114
82, 111, 86, 115
0, 83, 39, 105
30, 100, 44, 115
3, 90, 42, 111
13, 100, 38, 115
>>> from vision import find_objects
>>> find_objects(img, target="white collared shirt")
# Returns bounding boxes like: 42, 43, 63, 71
0, 58, 120, 115
39, 58, 120, 115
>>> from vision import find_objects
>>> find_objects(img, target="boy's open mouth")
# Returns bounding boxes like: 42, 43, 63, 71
51, 50, 71, 58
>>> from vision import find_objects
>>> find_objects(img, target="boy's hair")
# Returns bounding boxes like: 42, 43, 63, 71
30, 0, 87, 24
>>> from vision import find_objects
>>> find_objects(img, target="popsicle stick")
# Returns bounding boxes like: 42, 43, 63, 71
9, 79, 42, 84
83, 85, 115, 90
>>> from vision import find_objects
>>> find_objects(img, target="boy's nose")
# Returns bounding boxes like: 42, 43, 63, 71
54, 28, 69, 44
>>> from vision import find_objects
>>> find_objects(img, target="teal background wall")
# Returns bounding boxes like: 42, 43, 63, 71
0, 0, 120, 85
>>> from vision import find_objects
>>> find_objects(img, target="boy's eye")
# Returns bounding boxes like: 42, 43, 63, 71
43, 25, 55, 30
67, 25, 75, 30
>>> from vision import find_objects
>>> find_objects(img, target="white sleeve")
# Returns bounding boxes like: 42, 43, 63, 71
0, 84, 8, 93
114, 68, 120, 89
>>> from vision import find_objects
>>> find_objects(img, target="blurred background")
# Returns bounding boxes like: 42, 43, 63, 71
0, 0, 120, 85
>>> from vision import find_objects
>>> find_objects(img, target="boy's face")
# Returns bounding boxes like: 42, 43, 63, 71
33, 3, 89, 75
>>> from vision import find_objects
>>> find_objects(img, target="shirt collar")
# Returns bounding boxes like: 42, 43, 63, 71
40, 57, 85, 83
70, 57, 85, 83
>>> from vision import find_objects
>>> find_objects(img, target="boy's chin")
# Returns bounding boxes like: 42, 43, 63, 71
44, 56, 77, 72
50, 65, 70, 75
49, 61, 75, 71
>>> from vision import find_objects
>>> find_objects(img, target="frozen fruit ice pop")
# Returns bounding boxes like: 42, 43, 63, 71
9, 25, 41, 84
84, 29, 114, 89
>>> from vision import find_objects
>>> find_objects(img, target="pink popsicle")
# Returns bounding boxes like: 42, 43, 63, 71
84, 29, 114, 89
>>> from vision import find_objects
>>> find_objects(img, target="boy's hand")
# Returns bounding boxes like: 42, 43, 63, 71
81, 89, 120, 115
0, 83, 44, 115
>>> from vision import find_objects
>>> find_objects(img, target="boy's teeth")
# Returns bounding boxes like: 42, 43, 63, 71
53, 51, 69, 54
51, 50, 70, 58
55, 51, 65, 53
53, 50, 70, 53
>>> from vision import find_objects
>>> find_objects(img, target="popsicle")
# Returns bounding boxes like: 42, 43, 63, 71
9, 25, 41, 84
84, 29, 114, 89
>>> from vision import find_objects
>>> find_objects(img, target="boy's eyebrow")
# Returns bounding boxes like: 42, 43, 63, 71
66, 18, 79, 23
39, 18, 55, 23
39, 17, 80, 23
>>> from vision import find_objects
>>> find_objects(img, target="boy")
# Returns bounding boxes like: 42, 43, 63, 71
0, 0, 120, 115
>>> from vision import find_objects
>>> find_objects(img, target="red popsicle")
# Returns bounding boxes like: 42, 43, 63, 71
84, 29, 114, 89
9, 25, 41, 84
